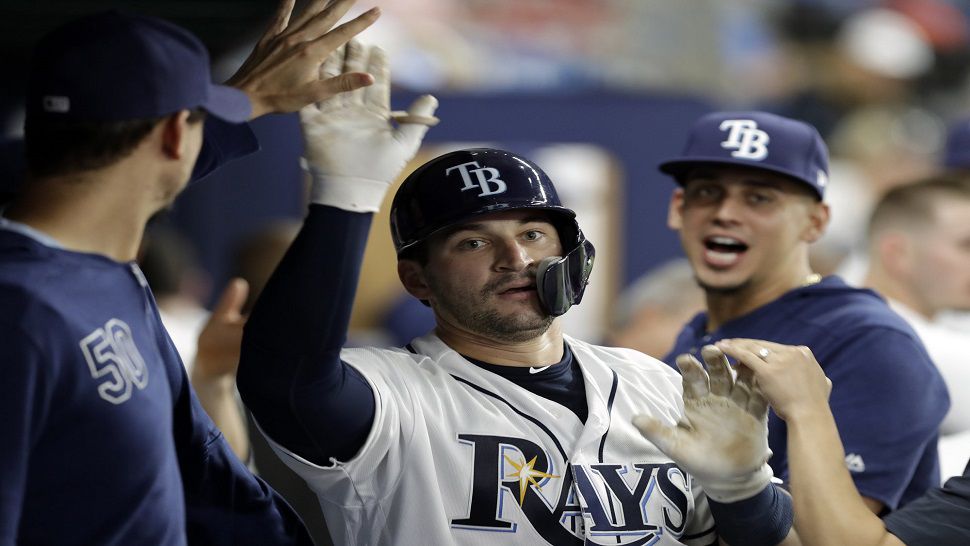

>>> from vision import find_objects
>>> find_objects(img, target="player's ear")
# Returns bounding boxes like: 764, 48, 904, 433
667, 188, 685, 230
800, 200, 830, 243
398, 259, 431, 300
161, 110, 192, 159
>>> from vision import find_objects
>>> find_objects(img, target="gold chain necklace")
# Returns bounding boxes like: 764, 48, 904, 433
802, 273, 822, 286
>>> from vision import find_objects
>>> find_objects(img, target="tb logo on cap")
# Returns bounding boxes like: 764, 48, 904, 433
446, 161, 508, 197
719, 119, 770, 161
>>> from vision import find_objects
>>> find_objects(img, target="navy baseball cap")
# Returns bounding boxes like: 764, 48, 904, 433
658, 111, 830, 199
943, 117, 970, 170
27, 10, 250, 123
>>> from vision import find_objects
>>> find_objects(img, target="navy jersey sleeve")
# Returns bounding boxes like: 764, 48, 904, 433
883, 461, 970, 546
237, 205, 376, 466
824, 327, 949, 510
0, 323, 48, 543
171, 359, 312, 545
190, 119, 260, 182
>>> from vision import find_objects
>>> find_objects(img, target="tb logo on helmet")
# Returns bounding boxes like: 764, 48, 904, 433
446, 161, 508, 197
719, 119, 770, 161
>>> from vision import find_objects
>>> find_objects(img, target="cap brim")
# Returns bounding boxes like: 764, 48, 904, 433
201, 84, 252, 123
657, 157, 824, 198
659, 156, 798, 183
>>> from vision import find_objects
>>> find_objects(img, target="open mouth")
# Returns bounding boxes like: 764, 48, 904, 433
703, 235, 749, 267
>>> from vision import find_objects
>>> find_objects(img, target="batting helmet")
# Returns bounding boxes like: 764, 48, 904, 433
389, 148, 595, 316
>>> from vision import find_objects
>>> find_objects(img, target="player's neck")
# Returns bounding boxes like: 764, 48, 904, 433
704, 265, 818, 331
5, 166, 158, 262
863, 267, 935, 320
436, 320, 565, 367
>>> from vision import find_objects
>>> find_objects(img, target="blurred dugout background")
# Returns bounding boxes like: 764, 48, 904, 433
2, 0, 969, 344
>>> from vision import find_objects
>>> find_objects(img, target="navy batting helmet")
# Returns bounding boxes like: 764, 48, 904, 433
389, 148, 595, 316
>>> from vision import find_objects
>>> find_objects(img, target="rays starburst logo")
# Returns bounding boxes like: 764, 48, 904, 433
504, 455, 560, 506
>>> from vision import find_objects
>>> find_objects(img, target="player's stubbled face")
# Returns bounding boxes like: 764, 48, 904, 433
423, 210, 563, 342
668, 165, 820, 294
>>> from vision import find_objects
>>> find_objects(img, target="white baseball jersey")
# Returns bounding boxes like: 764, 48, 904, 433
264, 333, 717, 545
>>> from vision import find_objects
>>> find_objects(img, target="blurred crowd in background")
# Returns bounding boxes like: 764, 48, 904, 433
103, 0, 970, 332
7, 0, 970, 285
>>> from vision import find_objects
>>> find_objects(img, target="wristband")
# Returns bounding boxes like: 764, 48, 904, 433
698, 461, 774, 503
306, 165, 390, 212
707, 484, 793, 546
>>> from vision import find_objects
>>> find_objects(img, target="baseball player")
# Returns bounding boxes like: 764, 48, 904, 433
237, 46, 798, 546
658, 111, 950, 514
0, 2, 379, 544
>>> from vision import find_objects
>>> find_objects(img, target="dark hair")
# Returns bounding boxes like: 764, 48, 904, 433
24, 109, 206, 178
868, 174, 970, 239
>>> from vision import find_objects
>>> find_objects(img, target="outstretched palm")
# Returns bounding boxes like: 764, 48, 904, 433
634, 345, 773, 502
300, 41, 437, 185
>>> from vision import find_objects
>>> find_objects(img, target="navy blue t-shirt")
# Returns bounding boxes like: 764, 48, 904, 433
0, 123, 308, 545
665, 276, 950, 511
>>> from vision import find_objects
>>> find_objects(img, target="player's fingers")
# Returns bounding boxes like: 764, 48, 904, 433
701, 345, 732, 397
729, 379, 751, 409
747, 384, 769, 418
735, 363, 755, 389
317, 48, 346, 110
212, 278, 250, 321
320, 45, 345, 80
289, 0, 359, 43
735, 362, 754, 383
342, 40, 368, 105
301, 72, 375, 106
729, 338, 793, 354
715, 340, 768, 375
285, 0, 342, 39
363, 46, 390, 112
394, 95, 439, 146
632, 415, 684, 458
676, 353, 709, 400
304, 8, 380, 60
260, 0, 296, 44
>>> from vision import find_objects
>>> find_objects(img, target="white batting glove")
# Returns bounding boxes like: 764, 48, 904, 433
300, 40, 439, 212
633, 345, 774, 503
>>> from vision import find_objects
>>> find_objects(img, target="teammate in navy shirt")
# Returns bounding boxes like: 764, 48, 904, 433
0, 3, 380, 544
657, 111, 949, 514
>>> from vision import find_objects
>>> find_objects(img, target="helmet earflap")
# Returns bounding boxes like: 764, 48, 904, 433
535, 236, 595, 317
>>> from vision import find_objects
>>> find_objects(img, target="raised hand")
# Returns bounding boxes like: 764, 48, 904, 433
301, 41, 439, 212
193, 278, 249, 383
633, 345, 773, 502
716, 338, 833, 423
227, 0, 382, 118
191, 278, 251, 459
